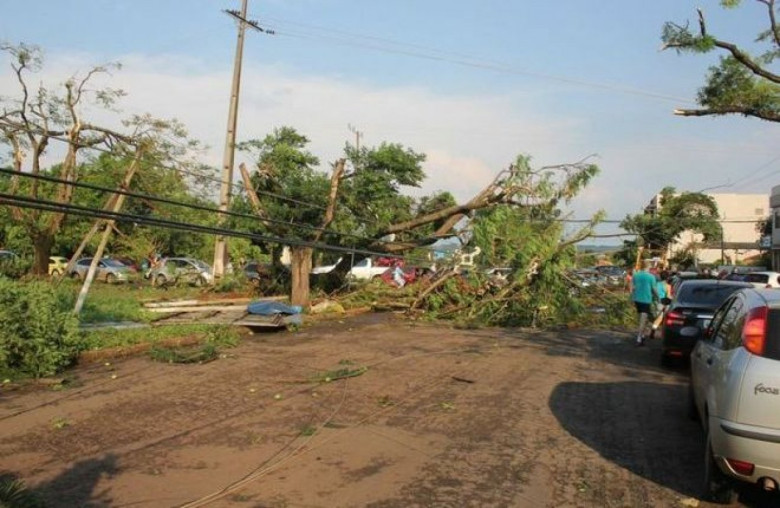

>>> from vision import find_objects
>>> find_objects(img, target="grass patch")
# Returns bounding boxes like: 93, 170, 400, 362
311, 365, 368, 383
0, 476, 45, 508
299, 425, 317, 437
147, 326, 242, 365
79, 324, 218, 351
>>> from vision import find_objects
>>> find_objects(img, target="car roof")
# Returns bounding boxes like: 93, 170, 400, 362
677, 279, 753, 289
750, 288, 780, 307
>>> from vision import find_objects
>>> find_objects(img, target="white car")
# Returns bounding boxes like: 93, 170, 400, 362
742, 271, 780, 289
348, 258, 391, 280
690, 287, 780, 503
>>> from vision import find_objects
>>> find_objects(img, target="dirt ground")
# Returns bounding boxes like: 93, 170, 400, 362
2, 314, 779, 508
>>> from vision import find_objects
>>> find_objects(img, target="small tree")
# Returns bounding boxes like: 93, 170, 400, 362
0, 44, 209, 274
662, 0, 780, 122
620, 187, 720, 263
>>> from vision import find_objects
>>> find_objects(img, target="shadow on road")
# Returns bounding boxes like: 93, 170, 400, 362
2, 453, 119, 508
549, 381, 779, 507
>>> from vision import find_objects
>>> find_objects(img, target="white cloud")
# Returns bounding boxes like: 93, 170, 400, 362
1, 50, 586, 199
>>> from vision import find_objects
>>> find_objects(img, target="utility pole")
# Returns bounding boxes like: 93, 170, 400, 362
348, 123, 363, 152
213, 0, 272, 277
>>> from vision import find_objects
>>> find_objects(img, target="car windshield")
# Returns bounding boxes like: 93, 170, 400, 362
191, 259, 210, 271
676, 284, 746, 307
102, 259, 126, 268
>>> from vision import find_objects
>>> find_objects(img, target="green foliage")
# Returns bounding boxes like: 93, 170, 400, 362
0, 475, 45, 508
620, 187, 720, 257
698, 57, 780, 118
613, 239, 639, 268
421, 155, 602, 328
147, 326, 239, 364
0, 279, 80, 378
661, 2, 780, 122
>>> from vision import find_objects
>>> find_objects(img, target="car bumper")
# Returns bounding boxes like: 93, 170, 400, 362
711, 417, 780, 486
661, 328, 700, 357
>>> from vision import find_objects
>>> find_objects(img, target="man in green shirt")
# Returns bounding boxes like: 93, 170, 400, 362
630, 260, 657, 346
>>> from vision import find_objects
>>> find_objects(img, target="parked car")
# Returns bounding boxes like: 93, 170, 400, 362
660, 279, 752, 365
312, 257, 342, 275
690, 287, 780, 503
48, 256, 68, 276
149, 257, 213, 287
348, 257, 394, 280
67, 257, 131, 283
742, 271, 780, 289
0, 249, 17, 260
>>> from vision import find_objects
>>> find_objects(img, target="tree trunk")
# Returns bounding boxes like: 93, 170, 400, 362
32, 233, 54, 276
290, 246, 313, 308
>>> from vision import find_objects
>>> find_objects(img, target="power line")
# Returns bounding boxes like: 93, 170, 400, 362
263, 18, 695, 105
0, 191, 403, 259
9, 126, 401, 231
0, 167, 443, 250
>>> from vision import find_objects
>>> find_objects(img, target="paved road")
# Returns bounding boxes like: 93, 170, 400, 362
1, 315, 778, 507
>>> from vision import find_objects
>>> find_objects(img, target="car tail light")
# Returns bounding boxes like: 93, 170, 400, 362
743, 306, 768, 356
665, 311, 685, 327
725, 458, 755, 476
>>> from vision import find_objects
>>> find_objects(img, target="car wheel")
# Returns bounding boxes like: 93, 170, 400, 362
105, 273, 116, 284
687, 384, 699, 421
703, 430, 737, 504
193, 275, 206, 287
70, 271, 81, 280
155, 274, 167, 287
51, 269, 62, 277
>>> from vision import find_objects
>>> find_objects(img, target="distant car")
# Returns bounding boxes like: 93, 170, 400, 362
149, 257, 213, 287
67, 257, 131, 283
114, 257, 140, 273
690, 287, 780, 502
742, 271, 780, 289
48, 256, 68, 276
0, 249, 16, 260
348, 258, 393, 280
243, 261, 274, 287
312, 257, 342, 275
660, 279, 752, 365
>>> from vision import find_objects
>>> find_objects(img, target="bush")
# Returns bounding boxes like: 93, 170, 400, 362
0, 278, 81, 378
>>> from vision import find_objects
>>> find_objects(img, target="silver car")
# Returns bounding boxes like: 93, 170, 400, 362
690, 287, 780, 503
68, 257, 130, 283
149, 257, 213, 287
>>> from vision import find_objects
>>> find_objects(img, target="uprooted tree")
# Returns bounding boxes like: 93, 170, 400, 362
662, 0, 780, 122
0, 43, 207, 275
238, 126, 601, 312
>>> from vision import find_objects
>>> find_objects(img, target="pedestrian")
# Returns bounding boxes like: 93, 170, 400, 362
631, 259, 658, 346
650, 270, 672, 339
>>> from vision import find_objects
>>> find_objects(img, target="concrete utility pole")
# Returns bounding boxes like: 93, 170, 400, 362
348, 123, 363, 152
213, 0, 268, 278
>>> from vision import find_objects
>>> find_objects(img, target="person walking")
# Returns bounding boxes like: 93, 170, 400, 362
631, 259, 657, 346
650, 270, 672, 339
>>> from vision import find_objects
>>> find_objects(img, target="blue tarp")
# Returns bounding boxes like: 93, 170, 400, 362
247, 301, 303, 316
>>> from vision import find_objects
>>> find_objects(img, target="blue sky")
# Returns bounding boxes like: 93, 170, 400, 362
1, 0, 778, 244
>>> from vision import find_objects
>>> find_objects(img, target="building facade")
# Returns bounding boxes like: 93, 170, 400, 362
770, 185, 780, 270
644, 192, 768, 266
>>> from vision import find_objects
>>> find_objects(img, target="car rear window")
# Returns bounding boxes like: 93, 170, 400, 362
746, 273, 769, 284
764, 309, 780, 361
676, 284, 748, 307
